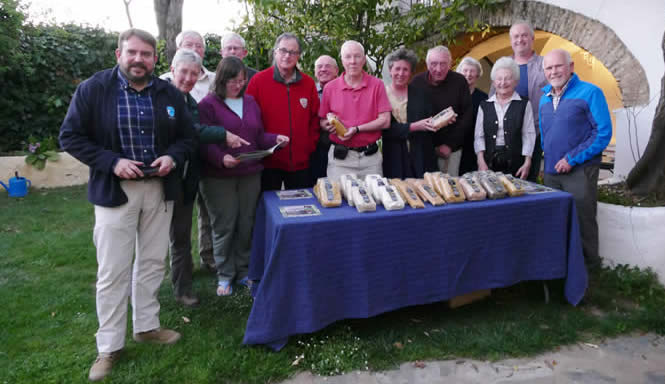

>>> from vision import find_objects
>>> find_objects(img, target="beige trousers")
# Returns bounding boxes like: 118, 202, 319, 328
437, 148, 462, 176
326, 146, 383, 183
93, 179, 173, 353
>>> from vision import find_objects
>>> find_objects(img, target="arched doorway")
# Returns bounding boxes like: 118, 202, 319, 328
466, 0, 649, 107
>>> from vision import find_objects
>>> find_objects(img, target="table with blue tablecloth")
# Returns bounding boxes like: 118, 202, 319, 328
243, 189, 587, 350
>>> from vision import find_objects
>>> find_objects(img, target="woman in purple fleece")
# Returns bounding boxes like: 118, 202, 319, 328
198, 57, 289, 296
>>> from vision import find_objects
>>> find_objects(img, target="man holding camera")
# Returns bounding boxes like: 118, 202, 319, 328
319, 40, 392, 181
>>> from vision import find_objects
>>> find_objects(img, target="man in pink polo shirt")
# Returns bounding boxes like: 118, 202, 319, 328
319, 40, 392, 181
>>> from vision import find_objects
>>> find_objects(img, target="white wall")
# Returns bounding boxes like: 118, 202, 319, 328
537, 0, 665, 177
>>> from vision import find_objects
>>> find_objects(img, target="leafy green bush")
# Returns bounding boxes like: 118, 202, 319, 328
0, 6, 118, 152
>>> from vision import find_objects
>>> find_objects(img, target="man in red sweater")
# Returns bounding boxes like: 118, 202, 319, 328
246, 32, 320, 190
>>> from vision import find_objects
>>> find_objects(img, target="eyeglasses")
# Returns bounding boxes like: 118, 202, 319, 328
276, 47, 300, 57
182, 42, 204, 50
223, 45, 245, 52
227, 78, 246, 86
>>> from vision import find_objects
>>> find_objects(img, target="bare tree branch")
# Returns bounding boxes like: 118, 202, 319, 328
123, 0, 133, 28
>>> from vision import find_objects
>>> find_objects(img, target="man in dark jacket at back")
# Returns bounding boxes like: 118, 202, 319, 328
59, 28, 196, 382
410, 46, 472, 176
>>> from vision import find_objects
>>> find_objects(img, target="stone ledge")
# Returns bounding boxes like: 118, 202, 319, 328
1, 153, 88, 190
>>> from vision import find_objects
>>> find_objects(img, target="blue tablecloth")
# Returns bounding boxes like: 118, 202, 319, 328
244, 189, 587, 350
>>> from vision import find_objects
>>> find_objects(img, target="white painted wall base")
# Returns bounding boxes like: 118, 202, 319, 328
598, 202, 665, 285
0, 153, 88, 190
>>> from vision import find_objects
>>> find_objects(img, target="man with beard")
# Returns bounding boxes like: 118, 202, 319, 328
59, 28, 196, 382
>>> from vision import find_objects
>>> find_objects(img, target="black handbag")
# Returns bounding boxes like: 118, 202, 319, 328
489, 146, 511, 172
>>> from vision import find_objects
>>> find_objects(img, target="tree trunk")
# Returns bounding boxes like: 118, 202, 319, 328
626, 30, 665, 197
154, 0, 183, 64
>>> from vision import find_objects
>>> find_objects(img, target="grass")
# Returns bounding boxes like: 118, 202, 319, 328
2, 185, 665, 383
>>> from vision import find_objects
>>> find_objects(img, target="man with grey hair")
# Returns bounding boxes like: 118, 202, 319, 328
160, 30, 214, 102
220, 32, 257, 81
539, 48, 611, 272
410, 45, 472, 176
310, 54, 339, 182
246, 33, 320, 190
502, 20, 548, 181
319, 40, 392, 180
160, 30, 218, 273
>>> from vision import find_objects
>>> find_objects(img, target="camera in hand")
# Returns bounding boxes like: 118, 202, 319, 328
139, 166, 159, 177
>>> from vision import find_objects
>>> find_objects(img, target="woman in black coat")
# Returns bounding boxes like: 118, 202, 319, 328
382, 48, 437, 179
456, 57, 488, 175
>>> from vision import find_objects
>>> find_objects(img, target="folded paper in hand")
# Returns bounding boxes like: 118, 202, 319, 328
234, 142, 285, 162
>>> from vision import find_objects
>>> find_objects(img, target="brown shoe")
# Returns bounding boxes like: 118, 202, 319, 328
88, 351, 118, 381
133, 328, 181, 345
175, 294, 200, 307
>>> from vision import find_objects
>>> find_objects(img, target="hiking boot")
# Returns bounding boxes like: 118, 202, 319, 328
88, 351, 119, 382
133, 328, 181, 345
175, 294, 200, 307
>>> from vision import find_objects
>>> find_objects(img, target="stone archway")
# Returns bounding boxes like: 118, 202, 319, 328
468, 0, 649, 107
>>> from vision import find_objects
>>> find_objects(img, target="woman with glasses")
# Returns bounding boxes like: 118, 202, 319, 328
198, 56, 289, 296
166, 49, 249, 306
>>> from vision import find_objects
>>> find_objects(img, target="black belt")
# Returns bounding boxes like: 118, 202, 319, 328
334, 142, 379, 153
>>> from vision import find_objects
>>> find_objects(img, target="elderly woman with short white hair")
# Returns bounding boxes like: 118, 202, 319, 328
456, 57, 488, 174
474, 56, 535, 179
167, 49, 248, 306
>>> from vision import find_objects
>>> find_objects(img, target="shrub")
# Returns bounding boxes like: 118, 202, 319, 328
0, 21, 117, 152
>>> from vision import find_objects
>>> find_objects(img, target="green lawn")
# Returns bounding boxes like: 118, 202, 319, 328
2, 186, 665, 383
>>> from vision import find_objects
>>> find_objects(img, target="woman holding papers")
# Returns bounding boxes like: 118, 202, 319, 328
198, 57, 289, 296
166, 49, 248, 307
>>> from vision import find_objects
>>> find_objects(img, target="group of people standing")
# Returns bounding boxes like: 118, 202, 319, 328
59, 20, 611, 382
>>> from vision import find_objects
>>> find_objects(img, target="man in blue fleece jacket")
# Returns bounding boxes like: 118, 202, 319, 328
539, 49, 612, 271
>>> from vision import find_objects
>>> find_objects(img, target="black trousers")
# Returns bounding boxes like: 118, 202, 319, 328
309, 135, 331, 185
528, 135, 543, 182
261, 168, 312, 192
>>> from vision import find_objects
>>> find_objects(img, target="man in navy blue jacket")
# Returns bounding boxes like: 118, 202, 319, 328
539, 49, 612, 272
59, 28, 196, 382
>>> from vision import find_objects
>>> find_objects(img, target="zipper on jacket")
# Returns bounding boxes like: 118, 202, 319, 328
286, 84, 293, 171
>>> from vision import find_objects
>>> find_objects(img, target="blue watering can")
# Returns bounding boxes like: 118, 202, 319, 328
1, 171, 31, 197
